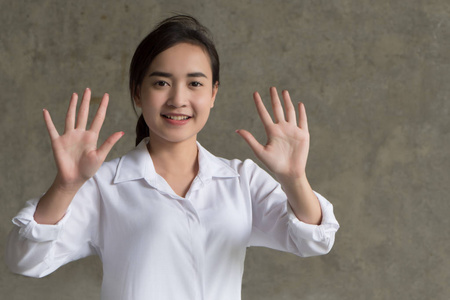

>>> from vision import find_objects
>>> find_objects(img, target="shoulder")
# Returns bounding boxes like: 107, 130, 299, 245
94, 140, 151, 184
197, 143, 258, 176
215, 156, 260, 174
94, 157, 121, 182
203, 149, 271, 182
208, 154, 280, 199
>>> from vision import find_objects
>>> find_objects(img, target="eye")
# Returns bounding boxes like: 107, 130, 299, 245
190, 81, 203, 87
154, 81, 169, 87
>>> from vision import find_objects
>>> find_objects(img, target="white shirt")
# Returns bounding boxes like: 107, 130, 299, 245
6, 139, 339, 300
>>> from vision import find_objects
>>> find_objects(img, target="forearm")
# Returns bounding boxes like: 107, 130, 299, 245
277, 175, 322, 225
34, 177, 83, 225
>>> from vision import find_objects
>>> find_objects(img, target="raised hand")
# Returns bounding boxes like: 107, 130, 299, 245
236, 87, 322, 224
43, 88, 124, 191
236, 87, 310, 181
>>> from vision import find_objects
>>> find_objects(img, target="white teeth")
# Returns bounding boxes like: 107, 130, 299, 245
165, 115, 189, 121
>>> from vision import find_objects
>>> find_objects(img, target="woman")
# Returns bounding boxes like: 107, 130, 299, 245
6, 15, 339, 300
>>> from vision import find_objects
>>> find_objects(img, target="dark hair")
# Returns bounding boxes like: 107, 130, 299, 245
129, 15, 220, 146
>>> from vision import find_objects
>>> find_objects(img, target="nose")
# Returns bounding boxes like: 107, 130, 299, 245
167, 85, 187, 108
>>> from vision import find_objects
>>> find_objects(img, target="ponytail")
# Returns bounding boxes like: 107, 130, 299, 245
135, 114, 149, 146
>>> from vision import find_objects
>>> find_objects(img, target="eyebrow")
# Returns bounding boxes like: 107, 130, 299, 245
148, 71, 208, 78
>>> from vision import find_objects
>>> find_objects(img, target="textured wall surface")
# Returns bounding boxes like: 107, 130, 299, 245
1, 0, 449, 299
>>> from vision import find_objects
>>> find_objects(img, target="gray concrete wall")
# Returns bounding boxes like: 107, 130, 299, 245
1, 0, 449, 299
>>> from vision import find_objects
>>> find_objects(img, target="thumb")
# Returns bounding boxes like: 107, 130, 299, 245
97, 131, 125, 161
235, 129, 264, 156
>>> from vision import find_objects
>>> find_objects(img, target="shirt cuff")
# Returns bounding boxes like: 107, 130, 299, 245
12, 198, 72, 243
287, 192, 339, 243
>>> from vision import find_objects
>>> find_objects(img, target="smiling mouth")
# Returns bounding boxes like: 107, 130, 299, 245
162, 115, 191, 121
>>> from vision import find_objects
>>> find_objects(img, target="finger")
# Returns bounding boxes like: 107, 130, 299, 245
298, 102, 309, 131
270, 87, 285, 123
282, 90, 296, 124
43, 109, 60, 140
90, 93, 109, 133
97, 131, 125, 160
253, 91, 273, 126
76, 88, 91, 129
235, 129, 264, 156
64, 93, 78, 133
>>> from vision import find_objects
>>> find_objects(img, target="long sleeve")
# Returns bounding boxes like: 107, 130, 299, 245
5, 177, 101, 278
244, 159, 339, 257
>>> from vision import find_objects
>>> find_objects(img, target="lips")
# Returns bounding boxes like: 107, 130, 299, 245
162, 114, 190, 121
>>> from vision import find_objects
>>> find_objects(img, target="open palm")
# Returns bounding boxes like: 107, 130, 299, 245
237, 87, 310, 180
44, 89, 123, 190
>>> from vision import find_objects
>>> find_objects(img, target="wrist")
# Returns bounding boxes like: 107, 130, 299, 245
53, 174, 85, 195
275, 173, 309, 188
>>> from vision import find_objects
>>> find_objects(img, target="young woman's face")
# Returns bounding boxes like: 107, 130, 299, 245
135, 42, 218, 146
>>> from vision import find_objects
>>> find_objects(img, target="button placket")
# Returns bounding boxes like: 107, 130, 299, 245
179, 198, 204, 299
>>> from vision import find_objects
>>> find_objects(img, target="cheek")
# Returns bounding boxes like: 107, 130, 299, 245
197, 105, 213, 121
140, 92, 162, 110
197, 98, 213, 111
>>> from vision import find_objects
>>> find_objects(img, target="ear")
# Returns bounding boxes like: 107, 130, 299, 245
210, 82, 219, 108
134, 86, 142, 108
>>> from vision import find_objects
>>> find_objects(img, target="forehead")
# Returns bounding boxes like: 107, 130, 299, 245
148, 43, 212, 74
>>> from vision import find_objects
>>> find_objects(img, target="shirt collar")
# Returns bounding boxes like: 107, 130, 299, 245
113, 138, 239, 185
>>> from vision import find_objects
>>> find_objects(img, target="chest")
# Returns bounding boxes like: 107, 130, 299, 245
99, 177, 252, 253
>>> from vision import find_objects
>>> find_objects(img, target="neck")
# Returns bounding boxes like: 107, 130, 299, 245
147, 137, 199, 176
